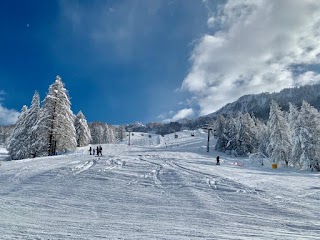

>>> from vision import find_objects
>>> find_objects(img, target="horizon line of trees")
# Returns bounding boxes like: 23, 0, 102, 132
5, 76, 127, 160
213, 100, 320, 171
4, 77, 320, 171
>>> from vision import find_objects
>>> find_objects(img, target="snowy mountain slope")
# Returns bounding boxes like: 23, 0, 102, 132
184, 83, 320, 129
0, 131, 319, 239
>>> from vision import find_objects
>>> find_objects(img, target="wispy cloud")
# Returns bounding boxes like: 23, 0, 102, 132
163, 108, 194, 123
182, 0, 320, 116
0, 91, 19, 125
0, 104, 19, 125
59, 0, 169, 60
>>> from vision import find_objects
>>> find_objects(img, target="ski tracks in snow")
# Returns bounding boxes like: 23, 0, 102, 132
165, 158, 260, 195
71, 156, 126, 176
136, 154, 260, 196
104, 157, 126, 170
138, 155, 164, 188
162, 157, 319, 239
72, 158, 97, 175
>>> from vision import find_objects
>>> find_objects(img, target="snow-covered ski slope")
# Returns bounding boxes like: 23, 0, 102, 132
0, 130, 319, 239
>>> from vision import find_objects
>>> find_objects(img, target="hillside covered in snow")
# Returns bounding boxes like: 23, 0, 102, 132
0, 130, 319, 239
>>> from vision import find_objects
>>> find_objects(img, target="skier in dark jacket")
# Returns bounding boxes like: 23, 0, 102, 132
96, 146, 99, 156
216, 156, 220, 165
99, 146, 103, 156
89, 146, 92, 155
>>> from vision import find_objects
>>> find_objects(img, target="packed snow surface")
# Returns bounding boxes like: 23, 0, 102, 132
0, 130, 319, 239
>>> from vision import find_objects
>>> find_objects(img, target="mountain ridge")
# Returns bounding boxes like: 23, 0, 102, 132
192, 83, 320, 125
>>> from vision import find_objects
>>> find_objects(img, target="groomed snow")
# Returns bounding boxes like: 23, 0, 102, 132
0, 130, 319, 239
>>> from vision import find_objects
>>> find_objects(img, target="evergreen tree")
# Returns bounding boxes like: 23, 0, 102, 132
104, 124, 117, 143
267, 101, 292, 166
7, 106, 29, 160
74, 111, 92, 147
24, 91, 41, 157
299, 101, 320, 171
224, 116, 239, 155
37, 75, 77, 155
288, 103, 303, 167
257, 120, 269, 157
89, 122, 118, 144
0, 125, 14, 147
214, 115, 227, 152
216, 112, 260, 156
236, 112, 259, 155
116, 125, 126, 142
89, 122, 105, 144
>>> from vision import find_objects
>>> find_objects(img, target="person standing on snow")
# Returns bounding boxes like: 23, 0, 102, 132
99, 146, 103, 156
89, 146, 92, 155
216, 156, 220, 165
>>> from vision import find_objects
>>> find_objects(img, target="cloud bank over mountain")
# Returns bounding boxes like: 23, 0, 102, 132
182, 0, 320, 116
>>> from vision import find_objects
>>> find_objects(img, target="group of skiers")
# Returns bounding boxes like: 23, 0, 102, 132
89, 146, 103, 156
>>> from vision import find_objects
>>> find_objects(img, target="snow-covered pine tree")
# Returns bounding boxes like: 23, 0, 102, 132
0, 125, 14, 147
214, 115, 228, 152
116, 125, 126, 142
103, 124, 117, 143
37, 75, 77, 155
7, 105, 29, 160
288, 103, 303, 168
236, 112, 259, 155
223, 116, 238, 154
256, 119, 269, 157
299, 101, 320, 171
89, 122, 118, 144
24, 91, 41, 157
89, 122, 105, 144
267, 101, 292, 166
74, 111, 92, 147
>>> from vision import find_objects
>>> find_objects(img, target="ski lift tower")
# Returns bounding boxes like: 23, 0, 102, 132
127, 128, 133, 146
202, 125, 213, 152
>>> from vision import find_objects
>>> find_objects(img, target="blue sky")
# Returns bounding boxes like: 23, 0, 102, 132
1, 0, 320, 125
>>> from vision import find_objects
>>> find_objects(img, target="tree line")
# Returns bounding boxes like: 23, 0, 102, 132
5, 76, 320, 171
213, 100, 320, 171
7, 76, 92, 159
6, 76, 127, 160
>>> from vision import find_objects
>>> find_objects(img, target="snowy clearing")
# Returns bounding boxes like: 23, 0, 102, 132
0, 130, 319, 239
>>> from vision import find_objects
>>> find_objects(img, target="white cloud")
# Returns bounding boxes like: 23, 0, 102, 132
0, 104, 19, 125
207, 17, 215, 28
182, 0, 320, 116
296, 71, 320, 86
0, 91, 19, 125
156, 113, 166, 120
163, 108, 194, 123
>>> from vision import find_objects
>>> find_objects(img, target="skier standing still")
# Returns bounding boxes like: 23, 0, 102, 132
216, 156, 220, 165
99, 146, 103, 156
